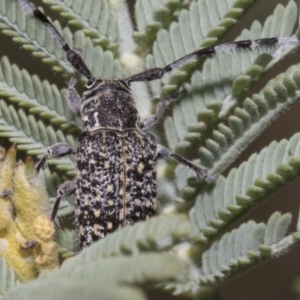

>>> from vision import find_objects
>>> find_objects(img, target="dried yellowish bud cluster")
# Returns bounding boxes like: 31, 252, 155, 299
33, 215, 56, 242
0, 145, 58, 281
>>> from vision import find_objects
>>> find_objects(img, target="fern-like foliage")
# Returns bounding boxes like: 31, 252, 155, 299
199, 212, 296, 283
0, 257, 16, 299
190, 131, 300, 242
0, 0, 300, 299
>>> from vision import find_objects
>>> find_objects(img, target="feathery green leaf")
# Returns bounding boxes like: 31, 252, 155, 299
0, 258, 16, 299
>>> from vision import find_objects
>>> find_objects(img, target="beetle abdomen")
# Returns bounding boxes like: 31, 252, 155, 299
75, 129, 157, 248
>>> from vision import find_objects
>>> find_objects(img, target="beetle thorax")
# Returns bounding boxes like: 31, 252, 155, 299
81, 79, 139, 131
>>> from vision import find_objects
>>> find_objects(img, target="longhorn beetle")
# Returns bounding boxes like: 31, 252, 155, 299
15, 0, 300, 248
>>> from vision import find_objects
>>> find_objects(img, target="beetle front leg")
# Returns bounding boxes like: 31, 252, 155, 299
51, 181, 76, 222
140, 89, 186, 131
36, 143, 76, 172
156, 144, 217, 183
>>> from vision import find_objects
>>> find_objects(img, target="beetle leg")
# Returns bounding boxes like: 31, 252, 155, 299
51, 181, 76, 222
140, 89, 186, 131
156, 144, 217, 183
36, 143, 76, 172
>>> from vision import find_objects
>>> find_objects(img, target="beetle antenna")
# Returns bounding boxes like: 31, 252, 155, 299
14, 0, 94, 81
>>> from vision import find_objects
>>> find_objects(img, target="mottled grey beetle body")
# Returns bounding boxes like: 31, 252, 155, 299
23, 0, 214, 249
76, 80, 157, 247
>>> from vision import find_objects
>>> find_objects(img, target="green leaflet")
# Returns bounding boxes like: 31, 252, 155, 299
4, 280, 146, 300
57, 253, 186, 285
55, 229, 79, 257
67, 214, 191, 263
4, 252, 185, 300
0, 0, 122, 77
0, 0, 71, 73
0, 99, 75, 171
190, 132, 300, 242
199, 211, 298, 285
0, 258, 16, 299
208, 60, 300, 174
134, 0, 185, 47
0, 56, 80, 131
43, 0, 119, 52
